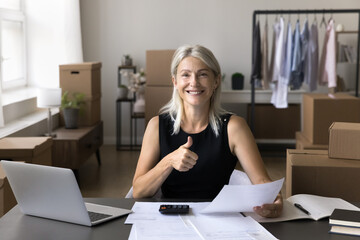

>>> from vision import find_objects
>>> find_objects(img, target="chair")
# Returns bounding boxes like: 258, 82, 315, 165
125, 169, 251, 198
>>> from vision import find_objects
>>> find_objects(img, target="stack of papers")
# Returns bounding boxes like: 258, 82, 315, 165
126, 179, 284, 239
126, 202, 277, 240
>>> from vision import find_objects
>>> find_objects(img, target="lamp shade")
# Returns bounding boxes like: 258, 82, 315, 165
37, 88, 62, 108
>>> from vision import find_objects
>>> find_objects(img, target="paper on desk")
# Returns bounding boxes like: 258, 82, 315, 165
183, 214, 278, 240
130, 219, 202, 240
201, 178, 284, 213
127, 202, 278, 240
126, 202, 209, 240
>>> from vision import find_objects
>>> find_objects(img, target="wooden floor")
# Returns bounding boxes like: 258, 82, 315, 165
78, 145, 287, 198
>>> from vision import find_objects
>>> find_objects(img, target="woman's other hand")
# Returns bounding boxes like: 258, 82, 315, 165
253, 193, 283, 218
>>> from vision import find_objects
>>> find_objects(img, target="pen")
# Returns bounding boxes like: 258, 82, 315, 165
294, 203, 310, 215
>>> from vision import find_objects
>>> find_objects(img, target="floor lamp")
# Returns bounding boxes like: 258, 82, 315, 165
37, 88, 62, 137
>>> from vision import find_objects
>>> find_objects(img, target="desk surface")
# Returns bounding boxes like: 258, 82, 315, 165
0, 198, 359, 240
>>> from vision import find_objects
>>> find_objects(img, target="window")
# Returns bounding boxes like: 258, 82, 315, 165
0, 1, 26, 90
0, 0, 21, 11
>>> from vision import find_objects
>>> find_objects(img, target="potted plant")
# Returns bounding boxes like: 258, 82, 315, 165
128, 68, 146, 113
232, 72, 244, 90
61, 91, 85, 129
118, 84, 129, 99
122, 54, 133, 66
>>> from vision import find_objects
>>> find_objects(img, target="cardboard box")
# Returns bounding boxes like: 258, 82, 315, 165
146, 50, 175, 86
295, 131, 328, 150
0, 163, 16, 217
59, 62, 102, 97
329, 122, 360, 160
145, 86, 173, 123
0, 137, 52, 166
79, 95, 101, 126
286, 149, 360, 201
247, 104, 300, 139
302, 93, 360, 144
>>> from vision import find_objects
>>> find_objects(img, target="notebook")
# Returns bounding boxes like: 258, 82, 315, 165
1, 160, 132, 226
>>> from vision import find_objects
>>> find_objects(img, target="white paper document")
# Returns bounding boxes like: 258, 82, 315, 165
245, 194, 360, 223
201, 178, 284, 213
183, 213, 277, 240
127, 202, 278, 240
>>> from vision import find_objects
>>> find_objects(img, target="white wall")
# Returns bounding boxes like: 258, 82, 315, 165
79, 0, 360, 145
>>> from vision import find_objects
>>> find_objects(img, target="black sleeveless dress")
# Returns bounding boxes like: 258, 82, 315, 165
159, 113, 238, 199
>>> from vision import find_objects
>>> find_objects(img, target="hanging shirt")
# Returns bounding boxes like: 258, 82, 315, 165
261, 20, 270, 89
300, 19, 309, 87
307, 21, 319, 92
272, 17, 285, 83
268, 20, 277, 84
319, 19, 337, 88
290, 20, 303, 90
251, 21, 262, 88
280, 21, 293, 85
271, 21, 292, 109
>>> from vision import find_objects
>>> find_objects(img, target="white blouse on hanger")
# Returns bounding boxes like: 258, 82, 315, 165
319, 19, 337, 88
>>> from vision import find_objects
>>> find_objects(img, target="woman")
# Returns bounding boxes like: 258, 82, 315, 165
132, 44, 282, 218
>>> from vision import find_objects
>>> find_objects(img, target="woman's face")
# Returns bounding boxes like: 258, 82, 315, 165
173, 56, 219, 108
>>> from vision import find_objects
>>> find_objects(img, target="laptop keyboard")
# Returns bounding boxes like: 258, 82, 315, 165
88, 211, 112, 222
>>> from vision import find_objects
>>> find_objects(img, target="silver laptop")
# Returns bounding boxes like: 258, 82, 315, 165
1, 160, 132, 226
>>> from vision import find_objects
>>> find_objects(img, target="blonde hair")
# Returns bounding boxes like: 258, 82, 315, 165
159, 44, 228, 137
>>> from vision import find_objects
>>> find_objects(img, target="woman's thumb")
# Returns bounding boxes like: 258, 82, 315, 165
182, 136, 193, 149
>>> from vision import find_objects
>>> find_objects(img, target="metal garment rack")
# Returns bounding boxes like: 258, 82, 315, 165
250, 9, 360, 132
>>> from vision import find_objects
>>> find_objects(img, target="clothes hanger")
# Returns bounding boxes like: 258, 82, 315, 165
296, 13, 300, 24
304, 12, 309, 24
313, 13, 317, 25
265, 13, 268, 26
279, 12, 283, 22
320, 11, 326, 28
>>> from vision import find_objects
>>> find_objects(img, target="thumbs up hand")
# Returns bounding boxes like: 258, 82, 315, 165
169, 136, 198, 172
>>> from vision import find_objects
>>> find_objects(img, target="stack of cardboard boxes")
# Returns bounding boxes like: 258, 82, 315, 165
287, 93, 360, 201
145, 50, 175, 124
59, 62, 102, 126
295, 93, 360, 150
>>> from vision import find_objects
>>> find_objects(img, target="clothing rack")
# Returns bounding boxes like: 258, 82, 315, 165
250, 9, 360, 132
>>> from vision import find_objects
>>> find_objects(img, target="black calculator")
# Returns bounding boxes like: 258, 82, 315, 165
159, 204, 190, 214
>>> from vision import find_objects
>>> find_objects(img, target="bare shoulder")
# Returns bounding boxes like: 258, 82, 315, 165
227, 115, 253, 153
147, 116, 159, 131
138, 115, 160, 163
228, 115, 248, 131
141, 116, 159, 148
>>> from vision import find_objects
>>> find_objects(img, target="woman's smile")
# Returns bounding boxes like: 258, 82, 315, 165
185, 89, 205, 95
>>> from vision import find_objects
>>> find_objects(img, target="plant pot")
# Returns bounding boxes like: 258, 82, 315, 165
133, 97, 145, 113
232, 75, 244, 90
133, 87, 145, 113
122, 56, 133, 66
63, 108, 79, 129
